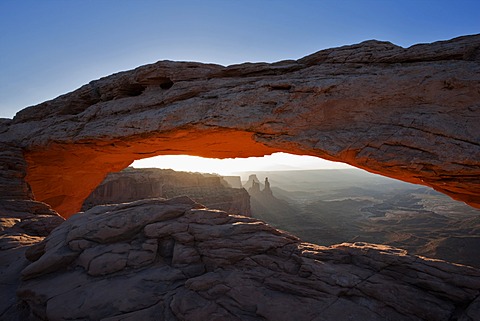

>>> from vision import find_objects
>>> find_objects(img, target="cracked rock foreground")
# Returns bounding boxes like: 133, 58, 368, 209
17, 197, 480, 321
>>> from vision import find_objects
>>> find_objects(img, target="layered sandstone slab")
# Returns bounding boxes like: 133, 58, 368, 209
18, 197, 480, 320
0, 35, 479, 216
0, 141, 64, 320
0, 141, 64, 246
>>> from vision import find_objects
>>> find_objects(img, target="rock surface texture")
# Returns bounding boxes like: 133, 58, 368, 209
17, 197, 480, 320
0, 35, 478, 216
0, 142, 64, 321
82, 168, 251, 216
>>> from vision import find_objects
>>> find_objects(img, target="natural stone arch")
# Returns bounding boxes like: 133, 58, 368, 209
2, 35, 479, 217
23, 129, 286, 217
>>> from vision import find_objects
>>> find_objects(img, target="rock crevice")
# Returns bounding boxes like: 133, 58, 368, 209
17, 197, 480, 320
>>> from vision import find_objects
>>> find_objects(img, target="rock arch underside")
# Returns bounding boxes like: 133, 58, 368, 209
2, 35, 480, 217
1, 35, 480, 320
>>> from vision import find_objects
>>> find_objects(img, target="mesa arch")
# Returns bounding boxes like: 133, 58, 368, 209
1, 34, 479, 218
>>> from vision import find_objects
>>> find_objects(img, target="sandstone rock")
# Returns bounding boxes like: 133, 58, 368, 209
0, 35, 477, 216
0, 246, 31, 320
83, 167, 251, 216
16, 198, 480, 320
0, 142, 63, 320
0, 141, 64, 243
222, 176, 243, 189
0, 142, 33, 201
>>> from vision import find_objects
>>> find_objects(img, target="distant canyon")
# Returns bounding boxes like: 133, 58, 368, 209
84, 167, 480, 269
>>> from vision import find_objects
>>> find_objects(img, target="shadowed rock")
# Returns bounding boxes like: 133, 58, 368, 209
17, 197, 480, 320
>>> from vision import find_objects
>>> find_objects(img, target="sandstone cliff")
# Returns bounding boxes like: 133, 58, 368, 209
0, 142, 64, 320
0, 35, 478, 216
0, 142, 64, 241
82, 167, 251, 216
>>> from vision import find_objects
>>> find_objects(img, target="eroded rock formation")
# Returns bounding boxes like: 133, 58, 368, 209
246, 175, 296, 227
0, 142, 64, 320
0, 142, 64, 242
0, 35, 480, 320
0, 35, 478, 216
83, 167, 251, 216
17, 197, 480, 320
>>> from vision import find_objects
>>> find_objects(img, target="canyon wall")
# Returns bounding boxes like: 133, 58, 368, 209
0, 35, 478, 217
82, 168, 251, 216
0, 142, 64, 320
0, 141, 63, 240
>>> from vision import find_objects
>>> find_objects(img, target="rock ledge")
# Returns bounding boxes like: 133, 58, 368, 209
18, 197, 480, 320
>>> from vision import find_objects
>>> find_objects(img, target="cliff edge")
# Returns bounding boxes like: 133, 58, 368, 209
82, 168, 251, 216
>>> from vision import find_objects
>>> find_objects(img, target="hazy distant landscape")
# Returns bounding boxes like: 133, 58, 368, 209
239, 169, 480, 268
84, 167, 480, 268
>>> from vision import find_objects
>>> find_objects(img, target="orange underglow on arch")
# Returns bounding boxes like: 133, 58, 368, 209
24, 128, 297, 218
24, 125, 480, 218
14, 35, 480, 217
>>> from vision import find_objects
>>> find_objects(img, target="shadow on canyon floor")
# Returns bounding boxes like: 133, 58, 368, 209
242, 169, 480, 268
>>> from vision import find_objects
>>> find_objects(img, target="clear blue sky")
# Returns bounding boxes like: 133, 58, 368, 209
1, 0, 479, 119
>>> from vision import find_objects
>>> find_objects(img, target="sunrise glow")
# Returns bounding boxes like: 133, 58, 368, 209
131, 152, 354, 176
